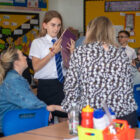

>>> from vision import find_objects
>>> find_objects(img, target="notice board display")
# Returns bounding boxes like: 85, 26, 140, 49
105, 1, 140, 12
0, 0, 48, 10
0, 12, 39, 54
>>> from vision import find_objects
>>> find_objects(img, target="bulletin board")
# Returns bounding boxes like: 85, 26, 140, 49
0, 0, 48, 11
0, 12, 39, 54
84, 0, 140, 48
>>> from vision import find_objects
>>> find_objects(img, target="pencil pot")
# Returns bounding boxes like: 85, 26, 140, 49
103, 119, 135, 140
78, 126, 103, 140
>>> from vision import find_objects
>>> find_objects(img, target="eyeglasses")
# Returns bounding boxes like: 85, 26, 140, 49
117, 36, 128, 39
137, 53, 140, 55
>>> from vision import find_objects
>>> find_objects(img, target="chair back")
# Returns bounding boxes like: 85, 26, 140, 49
133, 84, 140, 116
2, 107, 49, 136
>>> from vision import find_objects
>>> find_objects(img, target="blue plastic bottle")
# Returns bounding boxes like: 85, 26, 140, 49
109, 108, 116, 119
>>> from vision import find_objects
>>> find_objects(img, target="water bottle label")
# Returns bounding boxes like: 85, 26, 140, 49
69, 120, 79, 134
73, 120, 79, 133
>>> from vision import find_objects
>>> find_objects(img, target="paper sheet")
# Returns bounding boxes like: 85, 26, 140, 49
64, 136, 78, 140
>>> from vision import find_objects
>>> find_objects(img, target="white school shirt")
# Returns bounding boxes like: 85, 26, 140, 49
29, 34, 66, 79
122, 45, 137, 63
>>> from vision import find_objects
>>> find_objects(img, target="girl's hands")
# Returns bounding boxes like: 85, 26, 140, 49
67, 39, 75, 54
52, 38, 62, 54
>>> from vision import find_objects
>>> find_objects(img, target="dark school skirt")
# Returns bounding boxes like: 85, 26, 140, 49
37, 79, 67, 118
0, 133, 4, 137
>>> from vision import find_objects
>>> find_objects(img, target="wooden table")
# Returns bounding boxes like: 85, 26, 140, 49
0, 122, 74, 140
1, 121, 140, 140
26, 121, 73, 139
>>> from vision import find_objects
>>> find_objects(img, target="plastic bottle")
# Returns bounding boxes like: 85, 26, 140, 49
93, 109, 107, 130
81, 105, 94, 128
69, 103, 79, 135
105, 108, 116, 126
109, 108, 116, 119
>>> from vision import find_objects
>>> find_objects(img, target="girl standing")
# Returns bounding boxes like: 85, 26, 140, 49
29, 10, 68, 121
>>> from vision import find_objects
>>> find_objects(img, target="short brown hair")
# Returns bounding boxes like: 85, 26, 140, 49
118, 30, 130, 37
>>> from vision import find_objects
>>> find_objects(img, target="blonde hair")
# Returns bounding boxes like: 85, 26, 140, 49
0, 47, 18, 84
39, 10, 63, 38
85, 16, 116, 46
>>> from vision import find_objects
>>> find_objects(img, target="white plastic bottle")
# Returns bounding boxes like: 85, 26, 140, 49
93, 109, 107, 130
69, 103, 79, 135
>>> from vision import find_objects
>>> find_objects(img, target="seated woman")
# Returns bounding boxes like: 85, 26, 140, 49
0, 47, 56, 135
54, 16, 138, 128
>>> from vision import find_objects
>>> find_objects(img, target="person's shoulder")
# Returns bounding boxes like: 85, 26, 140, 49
5, 70, 21, 82
86, 41, 105, 50
85, 41, 98, 48
32, 36, 45, 43
31, 36, 48, 51
126, 45, 135, 51
76, 42, 88, 53
110, 45, 128, 58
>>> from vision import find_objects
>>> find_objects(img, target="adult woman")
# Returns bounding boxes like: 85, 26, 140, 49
61, 16, 137, 127
0, 47, 55, 134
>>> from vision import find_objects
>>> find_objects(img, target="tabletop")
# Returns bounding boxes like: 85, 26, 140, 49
1, 121, 140, 140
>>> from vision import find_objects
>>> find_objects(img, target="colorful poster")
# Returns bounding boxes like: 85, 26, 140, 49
14, 0, 27, 7
0, 0, 13, 5
105, 1, 140, 12
27, 0, 38, 8
0, 12, 39, 55
0, 0, 47, 8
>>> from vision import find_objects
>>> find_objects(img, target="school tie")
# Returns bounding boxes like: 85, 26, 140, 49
122, 47, 126, 51
51, 39, 64, 83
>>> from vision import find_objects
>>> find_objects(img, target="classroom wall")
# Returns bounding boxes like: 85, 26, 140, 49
0, 6, 46, 54
85, 0, 140, 48
0, 8, 46, 26
48, 0, 84, 33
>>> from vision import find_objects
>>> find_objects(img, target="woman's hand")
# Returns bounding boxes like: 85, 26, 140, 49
52, 38, 62, 54
47, 105, 56, 112
47, 105, 65, 112
67, 39, 75, 54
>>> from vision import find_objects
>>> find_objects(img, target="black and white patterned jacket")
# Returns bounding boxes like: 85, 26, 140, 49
61, 42, 137, 117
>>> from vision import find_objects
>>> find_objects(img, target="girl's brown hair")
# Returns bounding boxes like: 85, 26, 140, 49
39, 10, 63, 38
